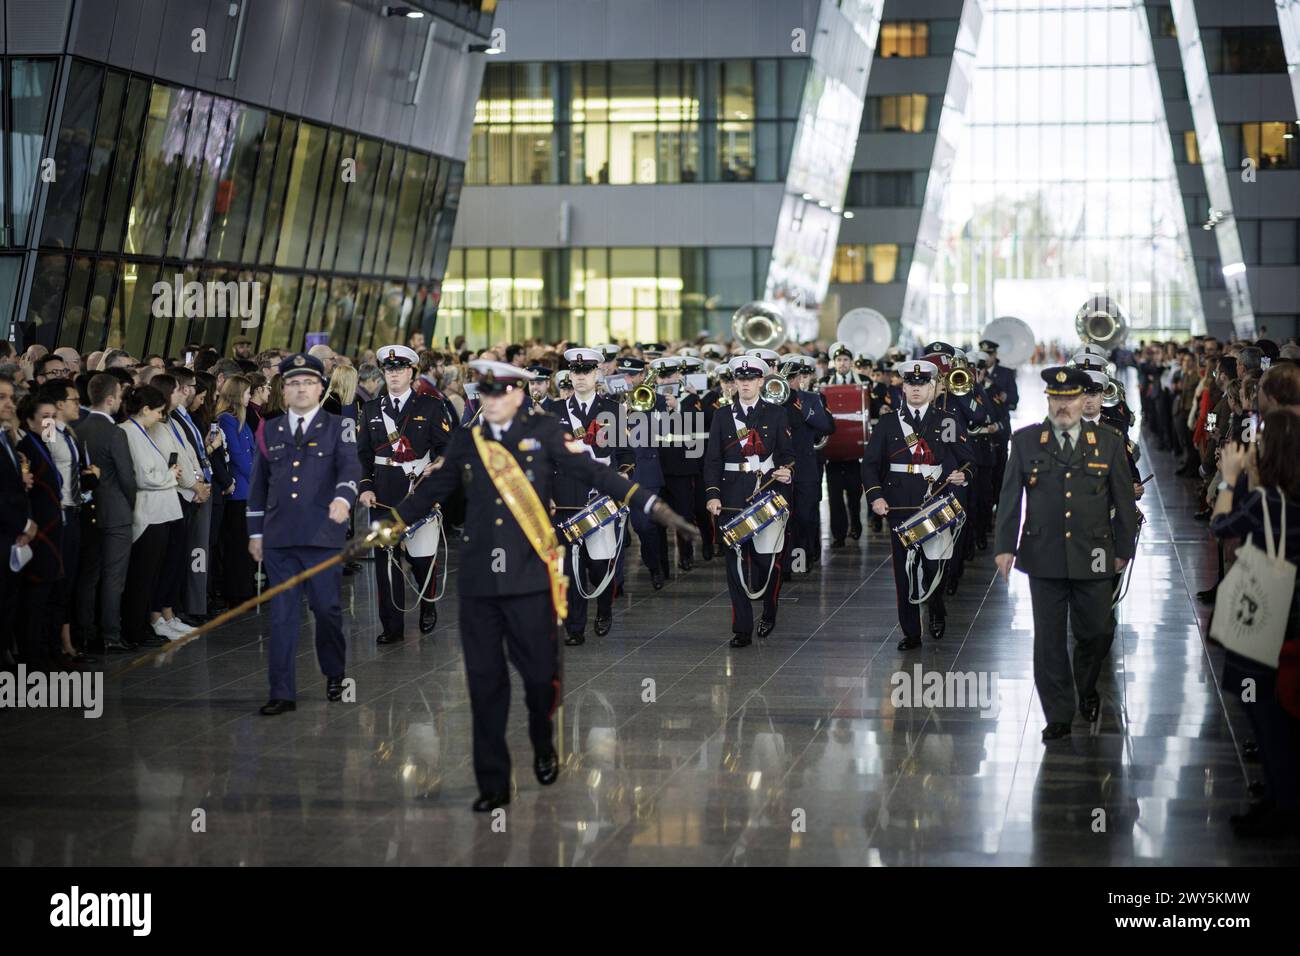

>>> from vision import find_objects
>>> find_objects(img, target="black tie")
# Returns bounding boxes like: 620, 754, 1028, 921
63, 431, 80, 503
294, 417, 305, 446
1061, 432, 1073, 457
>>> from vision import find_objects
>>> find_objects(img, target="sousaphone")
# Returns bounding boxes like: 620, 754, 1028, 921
1074, 295, 1128, 349
837, 307, 892, 361
732, 301, 787, 351
980, 316, 1035, 367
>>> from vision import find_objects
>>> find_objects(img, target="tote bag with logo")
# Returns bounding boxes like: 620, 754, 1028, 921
1210, 489, 1295, 667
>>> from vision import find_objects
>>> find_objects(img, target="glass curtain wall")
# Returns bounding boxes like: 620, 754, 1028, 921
440, 246, 770, 348
925, 0, 1204, 343
467, 59, 808, 185
19, 59, 464, 355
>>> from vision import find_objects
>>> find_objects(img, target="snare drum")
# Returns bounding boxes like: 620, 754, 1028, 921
558, 495, 628, 561
893, 492, 964, 559
402, 508, 442, 558
720, 491, 789, 553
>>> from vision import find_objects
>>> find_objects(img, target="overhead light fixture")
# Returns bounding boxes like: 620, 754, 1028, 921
831, 206, 842, 213
843, 210, 855, 219
1285, 131, 1295, 140
466, 42, 503, 54
817, 200, 829, 208
801, 193, 813, 201
1222, 262, 1246, 277
382, 4, 425, 17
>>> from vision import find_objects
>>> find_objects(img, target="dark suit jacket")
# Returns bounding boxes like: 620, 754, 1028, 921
16, 432, 63, 583
0, 430, 30, 555
77, 411, 137, 529
395, 407, 654, 598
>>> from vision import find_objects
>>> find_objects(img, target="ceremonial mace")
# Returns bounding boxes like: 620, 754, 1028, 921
117, 516, 408, 675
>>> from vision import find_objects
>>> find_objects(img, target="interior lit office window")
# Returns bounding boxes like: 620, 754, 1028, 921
1239, 122, 1299, 170
873, 94, 933, 132
1182, 130, 1200, 164
831, 243, 906, 283
879, 21, 929, 57
440, 246, 768, 347
928, 0, 1203, 341
466, 58, 805, 185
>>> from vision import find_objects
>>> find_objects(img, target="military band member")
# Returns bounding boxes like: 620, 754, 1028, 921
926, 342, 989, 595
357, 344, 452, 644
1081, 369, 1141, 500
980, 337, 1018, 523
862, 360, 973, 650
965, 349, 1007, 550
651, 356, 702, 575
393, 361, 695, 811
994, 366, 1137, 742
821, 342, 869, 547
616, 355, 666, 588
527, 365, 554, 405
704, 355, 795, 647
247, 354, 360, 716
553, 347, 630, 644
780, 355, 832, 569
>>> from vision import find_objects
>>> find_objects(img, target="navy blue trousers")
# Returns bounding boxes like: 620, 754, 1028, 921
262, 546, 346, 700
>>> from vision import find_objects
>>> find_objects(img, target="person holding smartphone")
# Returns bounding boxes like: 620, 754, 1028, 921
119, 385, 183, 647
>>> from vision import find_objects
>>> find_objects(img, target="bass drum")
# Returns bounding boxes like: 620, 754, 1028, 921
820, 384, 870, 461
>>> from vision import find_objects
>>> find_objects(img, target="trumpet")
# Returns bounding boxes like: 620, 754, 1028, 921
628, 366, 659, 412
945, 355, 973, 396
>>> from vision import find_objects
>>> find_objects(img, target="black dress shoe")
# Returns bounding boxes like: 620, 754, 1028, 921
869, 519, 883, 533
138, 635, 168, 648
472, 792, 510, 813
377, 632, 404, 645
757, 619, 775, 639
1193, 508, 1211, 521
534, 748, 560, 786
327, 675, 345, 702
702, 546, 714, 561
830, 539, 845, 549
102, 641, 135, 654
897, 635, 922, 650
849, 528, 862, 540
1242, 740, 1260, 759
975, 535, 988, 551
1041, 722, 1072, 742
945, 574, 960, 596
1197, 586, 1218, 605
565, 630, 586, 646
678, 557, 694, 572
1080, 693, 1100, 722
729, 633, 752, 648
651, 571, 665, 590
928, 615, 946, 640
419, 602, 438, 634
594, 616, 612, 637
259, 699, 297, 716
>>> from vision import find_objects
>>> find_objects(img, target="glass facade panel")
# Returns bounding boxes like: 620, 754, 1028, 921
14, 63, 467, 353
42, 62, 103, 250
929, 0, 1202, 340
879, 21, 929, 58
10, 59, 58, 246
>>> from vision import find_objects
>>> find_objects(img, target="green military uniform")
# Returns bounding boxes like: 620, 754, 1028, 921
995, 372, 1138, 734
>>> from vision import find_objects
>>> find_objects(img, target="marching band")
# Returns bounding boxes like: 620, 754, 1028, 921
161, 297, 1148, 809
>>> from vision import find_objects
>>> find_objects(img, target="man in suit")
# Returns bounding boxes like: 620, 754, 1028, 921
704, 355, 795, 647
15, 393, 64, 669
994, 366, 1138, 742
820, 342, 869, 547
75, 374, 137, 654
357, 344, 452, 643
981, 337, 1019, 501
0, 378, 34, 667
169, 367, 216, 622
247, 353, 361, 716
393, 360, 696, 811
551, 347, 633, 645
862, 360, 974, 650
615, 356, 667, 587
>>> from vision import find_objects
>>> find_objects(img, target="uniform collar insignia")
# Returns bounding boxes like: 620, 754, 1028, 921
1085, 430, 1097, 445
1039, 429, 1050, 444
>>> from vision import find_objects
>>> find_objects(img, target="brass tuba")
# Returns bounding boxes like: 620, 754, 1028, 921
732, 301, 787, 351
1102, 377, 1125, 408
628, 365, 659, 412
1074, 295, 1128, 349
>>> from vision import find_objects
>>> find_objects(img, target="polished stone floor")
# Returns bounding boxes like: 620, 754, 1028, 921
2, 368, 1294, 866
